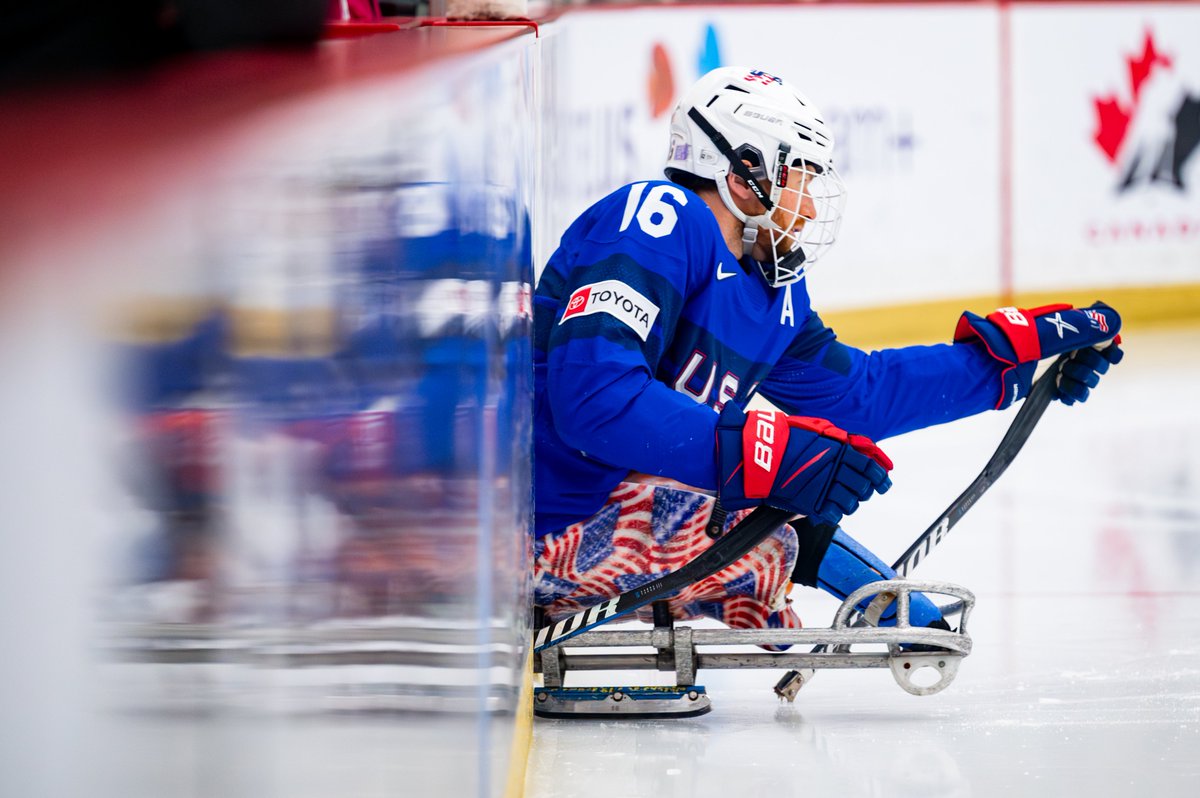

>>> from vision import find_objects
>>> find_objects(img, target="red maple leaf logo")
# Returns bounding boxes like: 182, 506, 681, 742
1092, 31, 1173, 163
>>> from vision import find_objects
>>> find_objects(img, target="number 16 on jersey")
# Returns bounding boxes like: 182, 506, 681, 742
619, 182, 688, 238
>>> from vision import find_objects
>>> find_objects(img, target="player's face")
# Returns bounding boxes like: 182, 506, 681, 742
750, 167, 817, 263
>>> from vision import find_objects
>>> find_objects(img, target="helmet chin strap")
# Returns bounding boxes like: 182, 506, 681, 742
713, 167, 778, 246
741, 221, 759, 259
743, 221, 810, 287
768, 229, 810, 286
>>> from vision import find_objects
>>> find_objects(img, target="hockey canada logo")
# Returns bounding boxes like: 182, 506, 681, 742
1091, 30, 1200, 192
558, 280, 660, 341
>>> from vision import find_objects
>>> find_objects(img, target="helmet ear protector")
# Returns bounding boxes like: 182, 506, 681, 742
688, 107, 780, 217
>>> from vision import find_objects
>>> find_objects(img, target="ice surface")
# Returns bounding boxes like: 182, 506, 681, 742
527, 328, 1200, 798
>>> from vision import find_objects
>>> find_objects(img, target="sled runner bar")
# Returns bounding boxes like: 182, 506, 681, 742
535, 581, 974, 706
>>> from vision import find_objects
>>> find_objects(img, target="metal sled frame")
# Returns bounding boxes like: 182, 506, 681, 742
534, 579, 975, 718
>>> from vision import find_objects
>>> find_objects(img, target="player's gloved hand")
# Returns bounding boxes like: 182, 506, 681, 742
715, 404, 893, 526
953, 301, 1122, 409
1055, 342, 1124, 405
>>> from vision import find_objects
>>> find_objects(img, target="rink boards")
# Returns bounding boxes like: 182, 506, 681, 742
2, 4, 1199, 798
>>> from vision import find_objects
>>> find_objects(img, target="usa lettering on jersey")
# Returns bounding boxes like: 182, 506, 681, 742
673, 350, 741, 410
558, 280, 661, 341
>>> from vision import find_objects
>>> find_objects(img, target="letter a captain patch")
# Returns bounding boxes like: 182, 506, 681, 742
558, 280, 661, 341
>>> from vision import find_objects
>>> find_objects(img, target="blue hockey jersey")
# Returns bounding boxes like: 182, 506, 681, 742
533, 180, 1002, 537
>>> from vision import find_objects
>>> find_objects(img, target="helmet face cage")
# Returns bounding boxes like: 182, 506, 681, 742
758, 161, 846, 287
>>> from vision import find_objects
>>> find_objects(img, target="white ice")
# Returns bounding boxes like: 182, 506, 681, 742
527, 328, 1200, 798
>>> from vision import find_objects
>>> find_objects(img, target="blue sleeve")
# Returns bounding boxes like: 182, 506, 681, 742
536, 187, 722, 489
757, 312, 1004, 442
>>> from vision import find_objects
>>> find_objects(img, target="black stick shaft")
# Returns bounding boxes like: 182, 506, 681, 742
890, 352, 1067, 577
792, 354, 1071, 669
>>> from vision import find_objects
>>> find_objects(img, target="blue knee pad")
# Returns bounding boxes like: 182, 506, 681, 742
815, 527, 943, 628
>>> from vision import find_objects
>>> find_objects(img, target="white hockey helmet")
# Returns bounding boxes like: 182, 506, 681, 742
664, 67, 846, 286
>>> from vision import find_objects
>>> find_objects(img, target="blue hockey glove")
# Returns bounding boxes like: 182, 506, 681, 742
715, 404, 893, 527
953, 301, 1122, 409
1055, 342, 1124, 405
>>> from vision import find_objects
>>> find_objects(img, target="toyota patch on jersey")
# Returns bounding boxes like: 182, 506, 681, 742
558, 280, 660, 341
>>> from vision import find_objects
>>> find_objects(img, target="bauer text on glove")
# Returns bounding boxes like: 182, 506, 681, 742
953, 301, 1121, 409
715, 405, 893, 527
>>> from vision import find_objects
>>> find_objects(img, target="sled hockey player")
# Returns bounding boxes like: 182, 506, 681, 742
531, 66, 1123, 646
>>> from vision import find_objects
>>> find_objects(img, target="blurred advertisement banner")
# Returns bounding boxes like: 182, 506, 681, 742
541, 4, 1200, 310
1012, 6, 1200, 291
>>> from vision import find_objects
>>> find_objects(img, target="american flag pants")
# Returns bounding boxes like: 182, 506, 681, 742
533, 482, 801, 640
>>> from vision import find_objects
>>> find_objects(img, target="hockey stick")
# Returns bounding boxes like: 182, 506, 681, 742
890, 350, 1070, 579
533, 504, 796, 653
775, 353, 1072, 696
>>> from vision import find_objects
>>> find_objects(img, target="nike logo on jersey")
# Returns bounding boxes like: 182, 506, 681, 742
716, 262, 737, 281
